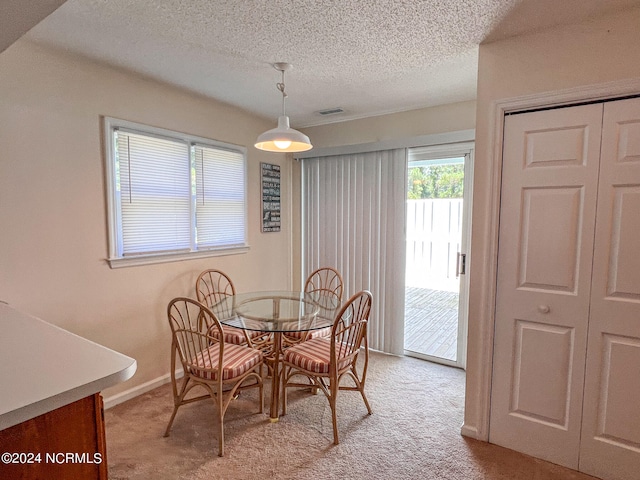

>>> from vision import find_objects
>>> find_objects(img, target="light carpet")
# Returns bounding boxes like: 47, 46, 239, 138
105, 352, 598, 480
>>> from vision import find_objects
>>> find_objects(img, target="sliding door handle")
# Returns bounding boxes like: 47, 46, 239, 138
456, 252, 466, 277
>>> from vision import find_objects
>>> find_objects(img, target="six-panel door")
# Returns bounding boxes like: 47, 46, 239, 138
579, 97, 640, 480
490, 103, 603, 468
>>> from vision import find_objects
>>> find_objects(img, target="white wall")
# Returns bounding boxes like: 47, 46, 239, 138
464, 6, 640, 440
301, 101, 476, 148
0, 40, 294, 400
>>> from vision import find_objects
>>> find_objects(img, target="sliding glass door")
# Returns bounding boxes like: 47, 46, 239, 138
404, 144, 473, 368
300, 141, 473, 368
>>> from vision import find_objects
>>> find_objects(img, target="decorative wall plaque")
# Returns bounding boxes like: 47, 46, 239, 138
261, 162, 281, 232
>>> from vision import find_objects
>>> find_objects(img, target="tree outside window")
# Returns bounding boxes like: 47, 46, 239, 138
408, 162, 464, 200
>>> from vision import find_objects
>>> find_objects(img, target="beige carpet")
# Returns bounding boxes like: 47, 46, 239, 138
105, 352, 598, 480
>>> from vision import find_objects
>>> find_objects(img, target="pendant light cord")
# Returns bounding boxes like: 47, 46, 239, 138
277, 69, 287, 117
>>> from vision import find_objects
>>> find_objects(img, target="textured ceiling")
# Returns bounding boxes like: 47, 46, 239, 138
20, 0, 640, 127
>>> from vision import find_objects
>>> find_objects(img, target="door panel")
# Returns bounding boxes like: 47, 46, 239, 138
519, 187, 582, 292
510, 320, 574, 427
579, 97, 640, 480
607, 187, 640, 298
525, 126, 589, 168
490, 104, 604, 468
597, 335, 640, 444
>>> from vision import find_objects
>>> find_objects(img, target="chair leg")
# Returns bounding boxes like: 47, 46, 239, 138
256, 369, 264, 414
351, 367, 373, 415
281, 365, 288, 415
163, 376, 191, 437
210, 372, 264, 457
163, 405, 180, 437
359, 387, 373, 415
329, 384, 339, 445
218, 390, 225, 457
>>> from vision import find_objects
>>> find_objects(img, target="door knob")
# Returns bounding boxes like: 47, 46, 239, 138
538, 305, 550, 314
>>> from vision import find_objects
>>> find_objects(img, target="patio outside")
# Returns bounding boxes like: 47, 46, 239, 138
404, 160, 463, 362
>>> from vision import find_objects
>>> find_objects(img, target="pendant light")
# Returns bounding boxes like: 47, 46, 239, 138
255, 62, 312, 153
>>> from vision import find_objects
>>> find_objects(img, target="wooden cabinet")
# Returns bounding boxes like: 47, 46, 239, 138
0, 393, 108, 480
0, 304, 135, 479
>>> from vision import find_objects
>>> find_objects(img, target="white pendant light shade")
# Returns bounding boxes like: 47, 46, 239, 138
255, 62, 312, 153
255, 116, 312, 152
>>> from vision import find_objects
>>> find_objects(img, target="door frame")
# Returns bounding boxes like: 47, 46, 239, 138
462, 78, 640, 442
403, 142, 474, 369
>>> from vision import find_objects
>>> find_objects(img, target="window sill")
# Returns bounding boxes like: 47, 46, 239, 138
107, 245, 250, 269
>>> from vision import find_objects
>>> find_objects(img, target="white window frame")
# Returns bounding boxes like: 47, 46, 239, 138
104, 117, 249, 268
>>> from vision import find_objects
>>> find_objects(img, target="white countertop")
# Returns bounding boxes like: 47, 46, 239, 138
0, 303, 137, 431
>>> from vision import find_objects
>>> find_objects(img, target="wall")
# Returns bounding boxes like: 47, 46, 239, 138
465, 6, 640, 440
0, 40, 293, 401
301, 101, 476, 148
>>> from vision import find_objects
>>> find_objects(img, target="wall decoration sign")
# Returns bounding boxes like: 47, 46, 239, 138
261, 162, 281, 232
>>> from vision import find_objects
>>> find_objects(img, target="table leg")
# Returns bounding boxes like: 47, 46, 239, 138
269, 331, 283, 422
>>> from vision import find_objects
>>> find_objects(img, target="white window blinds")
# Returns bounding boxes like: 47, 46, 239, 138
117, 130, 191, 255
105, 118, 248, 267
194, 144, 246, 248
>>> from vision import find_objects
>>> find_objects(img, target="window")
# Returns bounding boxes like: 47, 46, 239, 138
104, 118, 248, 268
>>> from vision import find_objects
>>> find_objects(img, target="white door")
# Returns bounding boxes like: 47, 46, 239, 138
489, 104, 604, 468
579, 98, 640, 480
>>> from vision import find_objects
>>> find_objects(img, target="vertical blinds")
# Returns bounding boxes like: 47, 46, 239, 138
302, 148, 407, 355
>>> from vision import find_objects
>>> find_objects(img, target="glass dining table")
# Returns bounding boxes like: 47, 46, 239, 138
210, 290, 340, 421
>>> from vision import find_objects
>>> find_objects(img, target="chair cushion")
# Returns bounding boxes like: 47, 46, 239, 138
284, 326, 331, 341
284, 337, 350, 374
209, 325, 265, 345
284, 338, 352, 374
190, 343, 262, 381
284, 338, 331, 373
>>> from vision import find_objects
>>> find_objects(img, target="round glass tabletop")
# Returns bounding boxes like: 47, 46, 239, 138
211, 290, 340, 333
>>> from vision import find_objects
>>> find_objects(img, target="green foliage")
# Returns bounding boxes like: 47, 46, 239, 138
408, 164, 464, 199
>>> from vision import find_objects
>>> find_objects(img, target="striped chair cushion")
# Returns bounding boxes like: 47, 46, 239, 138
190, 343, 262, 381
284, 326, 332, 341
209, 325, 265, 345
283, 338, 352, 374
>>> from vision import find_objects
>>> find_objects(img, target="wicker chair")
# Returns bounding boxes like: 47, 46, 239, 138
283, 267, 344, 347
163, 297, 263, 457
281, 290, 373, 444
196, 269, 269, 347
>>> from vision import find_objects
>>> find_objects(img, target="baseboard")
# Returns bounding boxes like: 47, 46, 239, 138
103, 369, 183, 410
460, 423, 479, 439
